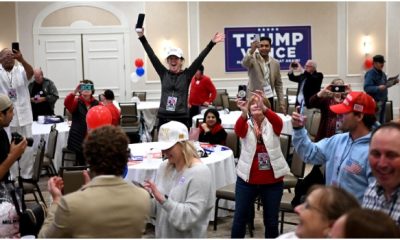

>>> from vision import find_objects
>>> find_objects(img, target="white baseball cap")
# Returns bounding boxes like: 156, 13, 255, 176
166, 47, 183, 59
157, 121, 189, 150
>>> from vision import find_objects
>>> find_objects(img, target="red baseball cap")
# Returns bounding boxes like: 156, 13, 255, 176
330, 91, 376, 114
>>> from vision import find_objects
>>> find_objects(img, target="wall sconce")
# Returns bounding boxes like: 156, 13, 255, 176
362, 35, 372, 55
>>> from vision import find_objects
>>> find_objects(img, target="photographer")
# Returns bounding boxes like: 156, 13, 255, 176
0, 94, 27, 182
308, 79, 351, 141
288, 60, 323, 108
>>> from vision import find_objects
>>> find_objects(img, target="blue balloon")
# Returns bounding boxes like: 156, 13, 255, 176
136, 67, 145, 77
123, 164, 128, 178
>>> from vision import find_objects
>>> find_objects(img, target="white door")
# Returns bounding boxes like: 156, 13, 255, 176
37, 33, 126, 115
82, 33, 125, 102
37, 34, 83, 115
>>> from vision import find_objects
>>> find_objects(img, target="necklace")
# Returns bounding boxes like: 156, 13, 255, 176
6, 71, 13, 88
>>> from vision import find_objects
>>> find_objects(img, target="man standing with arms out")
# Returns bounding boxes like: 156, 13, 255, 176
364, 55, 399, 123
291, 91, 376, 202
0, 47, 34, 179
363, 122, 400, 225
188, 65, 217, 119
242, 36, 286, 113
288, 59, 323, 108
28, 68, 59, 120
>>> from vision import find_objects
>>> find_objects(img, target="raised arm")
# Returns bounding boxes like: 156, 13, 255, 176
137, 28, 167, 78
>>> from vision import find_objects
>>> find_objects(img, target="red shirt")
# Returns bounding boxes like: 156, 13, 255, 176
188, 74, 217, 106
105, 103, 120, 126
235, 109, 284, 184
64, 93, 96, 113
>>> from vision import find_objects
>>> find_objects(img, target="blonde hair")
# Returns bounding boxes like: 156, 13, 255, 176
331, 78, 344, 85
247, 95, 271, 112
164, 141, 199, 176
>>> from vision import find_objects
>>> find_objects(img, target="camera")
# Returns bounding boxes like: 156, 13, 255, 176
11, 132, 33, 147
80, 84, 94, 91
291, 62, 298, 68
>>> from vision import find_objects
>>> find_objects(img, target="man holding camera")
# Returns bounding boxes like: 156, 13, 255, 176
0, 47, 34, 179
364, 55, 399, 123
242, 36, 286, 114
0, 94, 27, 182
288, 60, 323, 108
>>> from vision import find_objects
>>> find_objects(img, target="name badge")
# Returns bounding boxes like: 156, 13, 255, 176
8, 88, 17, 101
263, 85, 274, 98
166, 96, 178, 111
258, 152, 271, 170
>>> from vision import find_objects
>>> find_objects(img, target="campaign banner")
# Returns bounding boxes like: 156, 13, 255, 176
224, 26, 312, 72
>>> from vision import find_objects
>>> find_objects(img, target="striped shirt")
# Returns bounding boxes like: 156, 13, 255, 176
362, 180, 400, 226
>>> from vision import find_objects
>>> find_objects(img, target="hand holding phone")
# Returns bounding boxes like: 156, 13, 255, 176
12, 42, 20, 53
135, 13, 145, 32
238, 85, 247, 101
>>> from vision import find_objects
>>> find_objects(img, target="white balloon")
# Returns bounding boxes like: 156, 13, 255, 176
130, 72, 139, 83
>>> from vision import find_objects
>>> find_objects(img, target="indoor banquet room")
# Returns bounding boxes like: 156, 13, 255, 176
1, 1, 400, 238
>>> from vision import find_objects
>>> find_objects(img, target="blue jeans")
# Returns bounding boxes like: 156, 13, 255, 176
231, 177, 283, 238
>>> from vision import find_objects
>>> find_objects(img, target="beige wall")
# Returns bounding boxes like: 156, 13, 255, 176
0, 2, 17, 50
145, 2, 189, 81
347, 2, 386, 74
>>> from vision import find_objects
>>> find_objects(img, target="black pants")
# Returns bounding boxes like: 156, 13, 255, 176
157, 117, 190, 131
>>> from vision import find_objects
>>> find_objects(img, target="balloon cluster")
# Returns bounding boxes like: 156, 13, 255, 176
131, 58, 145, 83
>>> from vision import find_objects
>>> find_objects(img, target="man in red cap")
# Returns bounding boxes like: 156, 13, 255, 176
291, 91, 377, 203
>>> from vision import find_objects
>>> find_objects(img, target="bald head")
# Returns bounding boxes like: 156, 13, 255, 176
0, 48, 15, 71
33, 68, 44, 84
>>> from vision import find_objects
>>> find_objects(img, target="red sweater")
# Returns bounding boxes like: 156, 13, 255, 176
105, 103, 121, 126
64, 93, 97, 113
188, 75, 217, 106
235, 109, 284, 184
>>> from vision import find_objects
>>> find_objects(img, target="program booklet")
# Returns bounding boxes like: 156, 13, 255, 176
387, 74, 399, 88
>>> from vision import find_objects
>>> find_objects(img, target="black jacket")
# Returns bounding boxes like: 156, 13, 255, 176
288, 71, 323, 108
139, 36, 216, 119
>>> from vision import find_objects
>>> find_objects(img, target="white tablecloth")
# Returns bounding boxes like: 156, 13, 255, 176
125, 142, 236, 221
32, 121, 70, 171
192, 110, 293, 135
136, 101, 159, 133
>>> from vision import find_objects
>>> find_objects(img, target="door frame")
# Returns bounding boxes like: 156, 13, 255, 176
32, 2, 131, 101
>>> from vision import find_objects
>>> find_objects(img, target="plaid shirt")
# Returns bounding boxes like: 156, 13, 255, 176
362, 180, 400, 225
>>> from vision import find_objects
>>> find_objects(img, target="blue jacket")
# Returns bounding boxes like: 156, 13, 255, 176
293, 128, 375, 202
364, 67, 387, 101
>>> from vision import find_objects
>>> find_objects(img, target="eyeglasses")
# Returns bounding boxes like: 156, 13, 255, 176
302, 200, 324, 213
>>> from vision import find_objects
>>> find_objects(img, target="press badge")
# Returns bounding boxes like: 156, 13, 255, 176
263, 85, 274, 98
8, 88, 17, 101
166, 96, 177, 111
258, 152, 271, 170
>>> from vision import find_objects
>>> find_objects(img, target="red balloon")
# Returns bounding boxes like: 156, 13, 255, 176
135, 58, 144, 68
86, 105, 112, 130
364, 57, 373, 69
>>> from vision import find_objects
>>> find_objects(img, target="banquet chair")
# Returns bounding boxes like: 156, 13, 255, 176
20, 137, 47, 206
61, 147, 78, 167
119, 102, 140, 135
279, 191, 297, 234
41, 124, 58, 176
308, 110, 321, 142
285, 88, 297, 113
214, 183, 254, 237
225, 128, 240, 159
228, 97, 240, 111
132, 91, 147, 101
59, 166, 88, 195
280, 133, 292, 162
385, 100, 393, 123
213, 89, 228, 109
283, 150, 306, 191
221, 93, 230, 109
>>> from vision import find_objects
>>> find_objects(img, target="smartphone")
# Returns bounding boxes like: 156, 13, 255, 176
238, 85, 247, 101
331, 85, 345, 93
291, 62, 298, 68
80, 84, 94, 91
12, 42, 20, 53
135, 13, 145, 32
253, 34, 260, 42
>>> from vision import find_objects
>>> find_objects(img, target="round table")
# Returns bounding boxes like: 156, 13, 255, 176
125, 142, 236, 221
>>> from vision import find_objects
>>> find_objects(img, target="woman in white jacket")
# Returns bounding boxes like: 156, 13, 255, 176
231, 90, 289, 238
